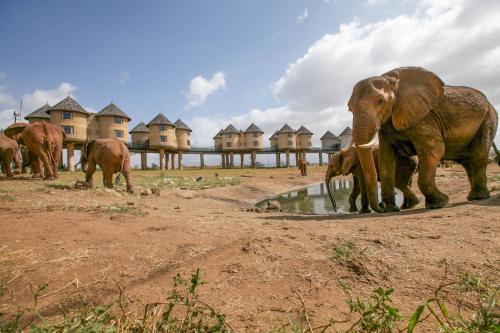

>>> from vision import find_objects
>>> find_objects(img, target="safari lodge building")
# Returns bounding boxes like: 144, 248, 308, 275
18, 95, 345, 171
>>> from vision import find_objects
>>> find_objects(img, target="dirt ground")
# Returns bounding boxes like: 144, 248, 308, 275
0, 165, 499, 331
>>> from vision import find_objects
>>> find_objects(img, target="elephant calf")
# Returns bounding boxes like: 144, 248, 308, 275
0, 134, 21, 177
325, 145, 419, 213
80, 138, 134, 193
297, 158, 308, 176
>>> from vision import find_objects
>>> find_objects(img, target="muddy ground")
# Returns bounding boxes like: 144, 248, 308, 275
0, 165, 499, 331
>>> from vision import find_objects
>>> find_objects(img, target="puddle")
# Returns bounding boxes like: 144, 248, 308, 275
257, 180, 403, 214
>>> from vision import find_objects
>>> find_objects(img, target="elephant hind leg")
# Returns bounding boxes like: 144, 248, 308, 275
416, 145, 448, 209
103, 167, 114, 188
38, 151, 54, 180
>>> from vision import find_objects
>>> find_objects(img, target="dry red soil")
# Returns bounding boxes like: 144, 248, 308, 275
0, 165, 499, 331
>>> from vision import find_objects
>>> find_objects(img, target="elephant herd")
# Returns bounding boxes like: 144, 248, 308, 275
325, 66, 499, 213
0, 122, 133, 193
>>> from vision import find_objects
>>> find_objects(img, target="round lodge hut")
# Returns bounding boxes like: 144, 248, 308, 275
213, 129, 223, 150
339, 126, 353, 149
296, 125, 313, 150
221, 124, 241, 151
24, 103, 51, 123
320, 130, 341, 150
46, 96, 90, 143
90, 103, 131, 142
276, 124, 296, 150
269, 131, 279, 150
130, 122, 150, 145
147, 113, 176, 149
174, 119, 192, 150
244, 123, 264, 150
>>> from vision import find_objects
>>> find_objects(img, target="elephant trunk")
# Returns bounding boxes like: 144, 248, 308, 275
353, 113, 383, 212
325, 165, 337, 212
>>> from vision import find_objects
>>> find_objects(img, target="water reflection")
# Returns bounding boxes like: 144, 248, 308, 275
257, 180, 403, 214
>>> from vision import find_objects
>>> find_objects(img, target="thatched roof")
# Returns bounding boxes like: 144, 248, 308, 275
222, 124, 239, 134
130, 122, 149, 133
339, 126, 352, 136
270, 130, 279, 140
47, 96, 89, 115
174, 119, 192, 132
277, 124, 296, 134
213, 129, 223, 139
96, 103, 131, 121
245, 123, 264, 134
147, 113, 173, 127
320, 130, 339, 140
25, 103, 51, 120
296, 125, 313, 135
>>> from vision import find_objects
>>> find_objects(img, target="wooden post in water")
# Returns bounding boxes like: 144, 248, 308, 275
141, 152, 147, 170
276, 153, 281, 168
240, 153, 244, 168
200, 153, 205, 169
178, 151, 183, 170
319, 153, 323, 166
171, 153, 175, 170
165, 153, 169, 170
286, 151, 290, 168
251, 151, 257, 168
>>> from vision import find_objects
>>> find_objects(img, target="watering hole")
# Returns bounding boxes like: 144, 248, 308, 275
257, 180, 404, 214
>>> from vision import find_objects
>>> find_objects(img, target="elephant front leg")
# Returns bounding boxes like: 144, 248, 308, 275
417, 150, 449, 209
349, 173, 360, 212
32, 158, 43, 178
85, 162, 96, 188
379, 140, 399, 212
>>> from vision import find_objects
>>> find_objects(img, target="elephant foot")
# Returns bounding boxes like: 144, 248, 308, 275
425, 193, 449, 209
127, 186, 134, 194
349, 205, 358, 213
43, 176, 55, 181
382, 198, 400, 212
13, 170, 21, 175
401, 194, 420, 210
359, 207, 372, 214
467, 187, 490, 201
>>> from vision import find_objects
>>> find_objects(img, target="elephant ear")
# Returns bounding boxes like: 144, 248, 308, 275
383, 67, 444, 131
341, 148, 359, 175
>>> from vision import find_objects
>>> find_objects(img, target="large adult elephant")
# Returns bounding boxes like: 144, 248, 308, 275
80, 138, 134, 193
348, 66, 498, 212
0, 134, 21, 177
15, 122, 66, 179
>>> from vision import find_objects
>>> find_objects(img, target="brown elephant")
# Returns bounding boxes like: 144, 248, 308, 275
80, 138, 134, 193
348, 66, 498, 212
14, 122, 66, 179
20, 146, 43, 177
0, 134, 21, 177
297, 158, 308, 176
325, 145, 418, 213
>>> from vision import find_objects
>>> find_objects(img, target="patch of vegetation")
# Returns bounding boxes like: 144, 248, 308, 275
1, 265, 498, 332
331, 239, 370, 276
0, 269, 233, 333
140, 174, 240, 191
63, 203, 146, 217
0, 190, 16, 202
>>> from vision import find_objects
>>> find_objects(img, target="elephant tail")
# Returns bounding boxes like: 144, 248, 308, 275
114, 148, 127, 185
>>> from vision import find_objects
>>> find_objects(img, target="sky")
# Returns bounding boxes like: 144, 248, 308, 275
1, 0, 499, 166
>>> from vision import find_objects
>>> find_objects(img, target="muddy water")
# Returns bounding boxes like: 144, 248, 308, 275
257, 180, 404, 214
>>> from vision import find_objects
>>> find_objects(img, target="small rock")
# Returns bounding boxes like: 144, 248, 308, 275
265, 200, 281, 211
174, 205, 180, 209
74, 180, 92, 190
126, 201, 135, 206
141, 188, 152, 196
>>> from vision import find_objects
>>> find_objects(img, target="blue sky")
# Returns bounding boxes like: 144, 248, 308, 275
1, 1, 416, 135
1, 0, 499, 158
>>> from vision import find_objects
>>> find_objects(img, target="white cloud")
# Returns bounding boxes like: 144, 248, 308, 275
297, 7, 309, 23
366, 0, 387, 6
185, 71, 226, 109
0, 86, 16, 108
119, 71, 130, 85
21, 82, 77, 111
0, 82, 78, 129
190, 0, 500, 146
0, 72, 6, 80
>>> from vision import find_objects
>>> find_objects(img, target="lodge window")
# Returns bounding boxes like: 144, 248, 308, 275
187, 140, 190, 146
226, 142, 232, 148
114, 116, 123, 124
114, 130, 123, 138
287, 133, 292, 137
62, 111, 72, 120
288, 140, 293, 146
62, 125, 74, 134
226, 133, 232, 139
160, 135, 167, 142
160, 124, 167, 131
308, 141, 312, 146
253, 132, 258, 137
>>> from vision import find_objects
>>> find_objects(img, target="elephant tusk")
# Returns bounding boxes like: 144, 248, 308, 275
353, 134, 378, 149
